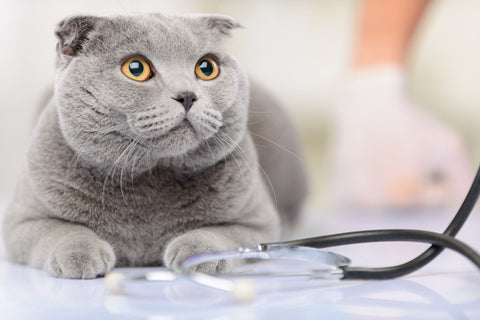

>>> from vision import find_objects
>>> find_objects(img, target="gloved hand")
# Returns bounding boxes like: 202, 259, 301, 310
330, 67, 473, 210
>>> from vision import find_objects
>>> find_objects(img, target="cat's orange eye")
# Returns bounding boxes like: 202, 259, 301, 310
195, 57, 219, 80
121, 57, 152, 82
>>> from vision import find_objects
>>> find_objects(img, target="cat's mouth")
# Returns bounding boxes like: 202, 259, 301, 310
174, 118, 192, 130
132, 117, 199, 153
168, 118, 197, 136
130, 117, 193, 140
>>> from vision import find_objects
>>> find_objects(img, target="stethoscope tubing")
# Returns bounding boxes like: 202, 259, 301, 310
264, 229, 480, 279
264, 165, 480, 280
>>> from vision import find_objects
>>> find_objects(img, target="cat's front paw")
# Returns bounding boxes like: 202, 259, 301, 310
45, 235, 116, 279
164, 230, 233, 274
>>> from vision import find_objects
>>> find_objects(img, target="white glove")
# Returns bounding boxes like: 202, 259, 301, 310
330, 66, 473, 210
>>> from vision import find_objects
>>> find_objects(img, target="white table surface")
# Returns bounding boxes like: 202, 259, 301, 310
1, 202, 479, 320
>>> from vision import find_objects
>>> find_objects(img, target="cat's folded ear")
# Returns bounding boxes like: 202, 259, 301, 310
190, 14, 242, 38
55, 16, 102, 56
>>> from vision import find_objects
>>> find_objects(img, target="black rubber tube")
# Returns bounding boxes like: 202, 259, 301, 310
267, 229, 480, 271
264, 165, 480, 280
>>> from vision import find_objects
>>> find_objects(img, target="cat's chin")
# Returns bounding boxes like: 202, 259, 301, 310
138, 123, 201, 158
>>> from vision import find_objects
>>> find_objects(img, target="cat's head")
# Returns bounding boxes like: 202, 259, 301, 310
53, 14, 249, 174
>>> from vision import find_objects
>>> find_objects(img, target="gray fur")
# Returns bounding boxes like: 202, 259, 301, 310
2, 13, 307, 278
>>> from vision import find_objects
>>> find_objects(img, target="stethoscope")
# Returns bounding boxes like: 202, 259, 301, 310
105, 166, 480, 302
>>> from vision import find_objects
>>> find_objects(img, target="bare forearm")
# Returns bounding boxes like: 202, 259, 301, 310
353, 0, 430, 67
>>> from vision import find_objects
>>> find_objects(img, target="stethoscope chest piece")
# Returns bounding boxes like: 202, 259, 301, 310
105, 245, 351, 303
181, 244, 351, 279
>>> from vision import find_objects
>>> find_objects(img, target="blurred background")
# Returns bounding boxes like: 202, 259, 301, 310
1, 0, 480, 212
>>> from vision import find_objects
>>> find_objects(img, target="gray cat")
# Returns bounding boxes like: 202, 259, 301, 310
2, 13, 307, 278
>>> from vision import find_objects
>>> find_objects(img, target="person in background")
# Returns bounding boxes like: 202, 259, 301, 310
330, 0, 473, 210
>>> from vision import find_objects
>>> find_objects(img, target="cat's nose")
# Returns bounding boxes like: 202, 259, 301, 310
172, 92, 198, 112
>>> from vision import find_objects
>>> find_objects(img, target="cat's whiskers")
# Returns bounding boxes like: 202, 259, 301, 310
128, 139, 152, 209
204, 137, 214, 156
214, 134, 249, 187
248, 110, 273, 114
101, 138, 137, 208
217, 131, 278, 208
119, 138, 141, 206
129, 139, 143, 188
144, 138, 155, 178
246, 121, 264, 126
203, 138, 220, 176
188, 106, 222, 140
210, 135, 231, 176
130, 108, 184, 138
216, 131, 251, 172
248, 131, 304, 164
215, 137, 246, 184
